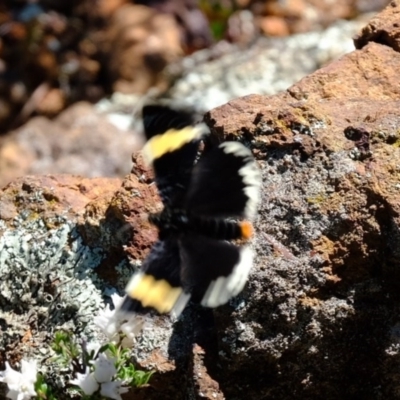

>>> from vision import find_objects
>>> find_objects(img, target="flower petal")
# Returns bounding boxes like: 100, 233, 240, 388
100, 381, 127, 400
20, 360, 37, 383
92, 354, 117, 383
70, 369, 99, 395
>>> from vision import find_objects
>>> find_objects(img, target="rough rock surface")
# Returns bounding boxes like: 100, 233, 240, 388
0, 102, 141, 189
354, 0, 400, 50
155, 17, 373, 113
2, 2, 400, 399
0, 0, 390, 134
257, 0, 390, 35
104, 4, 183, 94
0, 17, 366, 190
202, 2, 400, 399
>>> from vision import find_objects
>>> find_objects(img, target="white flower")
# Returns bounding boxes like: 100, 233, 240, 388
120, 316, 144, 348
92, 353, 117, 383
19, 360, 37, 385
70, 368, 99, 395
94, 294, 125, 343
85, 341, 102, 358
0, 360, 37, 400
100, 380, 129, 400
4, 389, 22, 400
94, 293, 146, 346
110, 293, 124, 310
94, 305, 120, 342
0, 362, 21, 385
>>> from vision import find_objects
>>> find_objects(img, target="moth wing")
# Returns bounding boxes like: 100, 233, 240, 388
142, 105, 208, 207
179, 234, 253, 308
118, 239, 190, 317
142, 105, 195, 140
185, 142, 261, 219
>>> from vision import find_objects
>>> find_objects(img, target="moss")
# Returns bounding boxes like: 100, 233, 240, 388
306, 193, 326, 205
27, 211, 41, 221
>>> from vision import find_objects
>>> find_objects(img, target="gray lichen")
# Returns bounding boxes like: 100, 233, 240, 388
0, 215, 109, 394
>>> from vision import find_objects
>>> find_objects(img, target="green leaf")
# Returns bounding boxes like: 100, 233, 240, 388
34, 373, 57, 400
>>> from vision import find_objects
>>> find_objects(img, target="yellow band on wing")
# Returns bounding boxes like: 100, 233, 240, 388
126, 272, 185, 314
142, 125, 207, 165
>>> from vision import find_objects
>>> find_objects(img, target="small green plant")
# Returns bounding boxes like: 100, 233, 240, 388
35, 373, 57, 400
199, 0, 237, 40
101, 343, 153, 387
0, 294, 153, 399
51, 331, 82, 369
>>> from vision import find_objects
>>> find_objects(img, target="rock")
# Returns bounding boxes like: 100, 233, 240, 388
258, 15, 290, 36
0, 175, 121, 223
105, 4, 182, 94
202, 2, 400, 398
0, 102, 141, 188
288, 41, 400, 101
0, 174, 123, 399
96, 0, 129, 17
354, 0, 400, 50
191, 345, 225, 400
258, 0, 391, 34
164, 17, 373, 113
2, 3, 400, 399
227, 10, 259, 43
146, 0, 213, 52
35, 88, 65, 116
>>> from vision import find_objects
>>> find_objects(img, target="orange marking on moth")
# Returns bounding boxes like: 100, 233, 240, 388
239, 221, 253, 240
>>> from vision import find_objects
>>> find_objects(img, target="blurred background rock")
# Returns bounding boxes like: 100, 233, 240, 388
0, 0, 391, 187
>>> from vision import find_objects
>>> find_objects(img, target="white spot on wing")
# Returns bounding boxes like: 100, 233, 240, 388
220, 142, 261, 219
171, 291, 191, 319
220, 141, 252, 158
240, 162, 261, 219
201, 247, 253, 308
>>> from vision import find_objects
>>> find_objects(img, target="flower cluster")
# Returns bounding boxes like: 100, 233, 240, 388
0, 359, 37, 400
57, 294, 153, 398
70, 354, 128, 399
0, 294, 153, 399
93, 293, 145, 348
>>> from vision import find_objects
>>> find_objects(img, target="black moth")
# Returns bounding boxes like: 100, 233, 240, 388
118, 105, 261, 318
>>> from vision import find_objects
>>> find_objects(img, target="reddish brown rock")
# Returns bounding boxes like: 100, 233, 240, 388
203, 2, 400, 398
354, 0, 400, 50
288, 41, 400, 101
258, 0, 391, 34
0, 175, 121, 225
106, 170, 160, 261
191, 345, 225, 400
0, 102, 140, 189
2, 4, 400, 400
258, 15, 290, 36
105, 4, 182, 94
